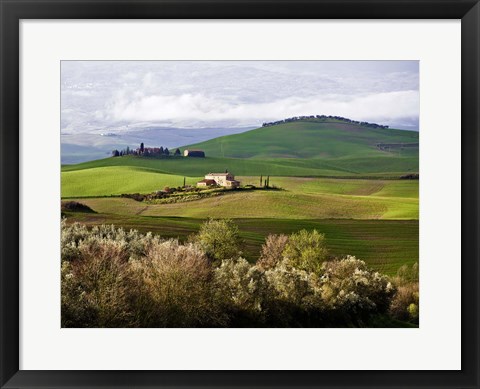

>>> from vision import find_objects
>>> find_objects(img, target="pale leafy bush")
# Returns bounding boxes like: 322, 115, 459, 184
264, 266, 312, 306
263, 265, 324, 326
129, 239, 226, 327
214, 258, 269, 325
61, 240, 135, 327
61, 220, 162, 262
257, 234, 289, 270
320, 256, 396, 320
61, 220, 91, 261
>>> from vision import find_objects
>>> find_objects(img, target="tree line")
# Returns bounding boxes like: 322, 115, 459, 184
112, 143, 182, 158
262, 115, 389, 129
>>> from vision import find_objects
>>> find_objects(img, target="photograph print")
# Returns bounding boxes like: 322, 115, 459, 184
61, 60, 419, 328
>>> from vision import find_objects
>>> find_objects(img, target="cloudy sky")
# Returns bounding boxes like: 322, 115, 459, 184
61, 60, 419, 133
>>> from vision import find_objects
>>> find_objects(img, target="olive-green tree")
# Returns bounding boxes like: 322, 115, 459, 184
193, 218, 242, 263
282, 229, 328, 274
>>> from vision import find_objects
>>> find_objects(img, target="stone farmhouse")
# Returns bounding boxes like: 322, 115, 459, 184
197, 172, 240, 188
184, 149, 205, 158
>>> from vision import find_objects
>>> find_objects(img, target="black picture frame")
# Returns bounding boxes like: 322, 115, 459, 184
1, 1, 479, 388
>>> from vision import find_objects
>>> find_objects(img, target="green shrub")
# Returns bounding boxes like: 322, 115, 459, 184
282, 229, 328, 274
61, 201, 95, 213
408, 303, 419, 321
191, 218, 242, 263
395, 262, 419, 286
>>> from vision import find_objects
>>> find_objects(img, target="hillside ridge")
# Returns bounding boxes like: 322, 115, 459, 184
181, 119, 418, 160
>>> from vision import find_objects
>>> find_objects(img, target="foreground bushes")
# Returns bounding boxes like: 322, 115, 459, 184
389, 263, 419, 324
61, 219, 416, 328
128, 240, 227, 327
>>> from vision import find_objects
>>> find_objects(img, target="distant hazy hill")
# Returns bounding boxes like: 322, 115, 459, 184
182, 120, 419, 159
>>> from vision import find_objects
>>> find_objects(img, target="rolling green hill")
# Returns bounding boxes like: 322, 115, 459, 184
183, 121, 419, 159
62, 154, 418, 178
62, 120, 418, 179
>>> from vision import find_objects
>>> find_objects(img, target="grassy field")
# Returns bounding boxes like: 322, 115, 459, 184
68, 189, 418, 220
62, 176, 418, 220
62, 166, 201, 197
243, 176, 419, 198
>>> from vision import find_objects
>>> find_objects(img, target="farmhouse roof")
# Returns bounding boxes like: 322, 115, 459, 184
197, 179, 216, 184
207, 173, 231, 176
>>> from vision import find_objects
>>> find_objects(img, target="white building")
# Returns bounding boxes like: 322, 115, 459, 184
197, 172, 240, 188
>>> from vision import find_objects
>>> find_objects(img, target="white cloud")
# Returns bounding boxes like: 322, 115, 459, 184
61, 61, 419, 132
62, 89, 94, 97
121, 72, 138, 80
104, 90, 419, 128
142, 72, 154, 88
